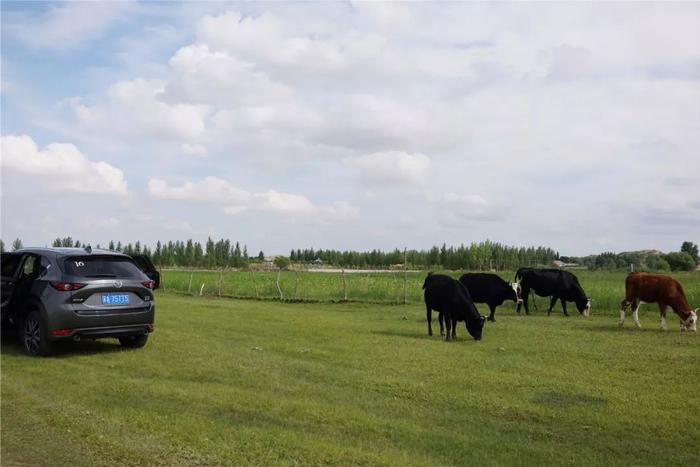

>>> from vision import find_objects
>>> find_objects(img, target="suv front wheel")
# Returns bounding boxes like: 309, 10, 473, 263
20, 309, 54, 356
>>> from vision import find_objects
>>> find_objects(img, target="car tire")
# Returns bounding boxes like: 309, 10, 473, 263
119, 334, 149, 348
19, 309, 54, 356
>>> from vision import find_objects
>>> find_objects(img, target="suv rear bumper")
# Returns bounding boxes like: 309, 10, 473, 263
49, 323, 154, 340
43, 302, 155, 341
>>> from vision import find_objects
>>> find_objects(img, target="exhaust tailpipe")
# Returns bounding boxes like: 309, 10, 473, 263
73, 334, 81, 342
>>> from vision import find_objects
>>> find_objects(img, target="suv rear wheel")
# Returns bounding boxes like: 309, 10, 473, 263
20, 310, 54, 356
118, 334, 149, 348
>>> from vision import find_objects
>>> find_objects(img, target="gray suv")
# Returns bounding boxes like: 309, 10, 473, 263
1, 247, 159, 356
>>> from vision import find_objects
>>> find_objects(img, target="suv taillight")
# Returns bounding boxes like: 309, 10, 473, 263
50, 282, 87, 291
142, 280, 156, 289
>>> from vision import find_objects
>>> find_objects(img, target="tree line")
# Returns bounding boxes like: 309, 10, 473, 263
290, 241, 558, 270
565, 241, 699, 272
0, 237, 558, 270
1, 237, 696, 272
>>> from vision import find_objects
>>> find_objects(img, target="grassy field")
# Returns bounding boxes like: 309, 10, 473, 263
2, 291, 699, 466
161, 269, 700, 315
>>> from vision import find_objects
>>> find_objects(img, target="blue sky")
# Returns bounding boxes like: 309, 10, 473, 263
2, 1, 699, 256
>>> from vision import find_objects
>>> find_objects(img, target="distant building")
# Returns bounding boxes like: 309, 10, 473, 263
553, 260, 580, 268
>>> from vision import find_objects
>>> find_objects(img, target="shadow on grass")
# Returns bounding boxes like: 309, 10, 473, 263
372, 329, 435, 340
1, 327, 131, 358
580, 322, 675, 334
533, 391, 607, 408
372, 329, 480, 342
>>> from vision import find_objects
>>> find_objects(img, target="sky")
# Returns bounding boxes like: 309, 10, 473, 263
1, 1, 699, 256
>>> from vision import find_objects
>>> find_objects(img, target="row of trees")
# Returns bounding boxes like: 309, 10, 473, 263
1, 237, 557, 270
573, 242, 699, 272
51, 237, 259, 269
1, 237, 696, 271
290, 241, 558, 270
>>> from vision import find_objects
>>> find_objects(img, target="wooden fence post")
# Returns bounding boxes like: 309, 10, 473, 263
251, 270, 259, 298
403, 248, 408, 305
188, 273, 193, 293
294, 271, 300, 300
342, 269, 347, 301
276, 269, 284, 300
199, 283, 205, 296
218, 269, 223, 296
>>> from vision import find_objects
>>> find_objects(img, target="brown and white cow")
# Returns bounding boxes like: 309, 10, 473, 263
620, 272, 697, 331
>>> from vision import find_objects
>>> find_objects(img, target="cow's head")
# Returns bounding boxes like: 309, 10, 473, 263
466, 315, 487, 341
576, 298, 592, 317
680, 309, 697, 332
510, 281, 523, 304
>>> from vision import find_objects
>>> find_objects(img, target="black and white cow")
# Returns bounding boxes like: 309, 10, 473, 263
514, 268, 590, 317
458, 273, 522, 322
423, 273, 486, 341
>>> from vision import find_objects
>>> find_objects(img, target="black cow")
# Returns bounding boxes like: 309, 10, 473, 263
423, 273, 486, 341
514, 268, 590, 317
459, 273, 522, 322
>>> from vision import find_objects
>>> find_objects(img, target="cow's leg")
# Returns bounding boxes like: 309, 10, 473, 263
426, 305, 433, 336
438, 312, 445, 336
443, 313, 451, 341
488, 304, 496, 322
451, 317, 457, 340
632, 302, 642, 328
620, 299, 641, 327
520, 287, 531, 315
620, 299, 632, 327
547, 296, 557, 316
659, 303, 668, 330
561, 300, 569, 317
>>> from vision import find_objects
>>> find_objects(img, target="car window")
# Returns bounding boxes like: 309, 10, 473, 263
131, 255, 156, 272
1, 254, 22, 278
64, 256, 144, 279
19, 256, 41, 279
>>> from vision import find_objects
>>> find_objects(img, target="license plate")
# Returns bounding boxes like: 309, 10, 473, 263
101, 293, 130, 306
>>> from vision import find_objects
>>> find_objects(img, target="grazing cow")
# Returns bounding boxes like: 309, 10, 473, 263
423, 273, 486, 341
620, 272, 697, 331
458, 273, 522, 322
514, 268, 591, 317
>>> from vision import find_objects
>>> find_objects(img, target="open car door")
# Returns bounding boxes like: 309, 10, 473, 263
130, 254, 161, 290
1, 253, 24, 323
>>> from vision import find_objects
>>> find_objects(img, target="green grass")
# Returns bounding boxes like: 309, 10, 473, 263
2, 291, 699, 466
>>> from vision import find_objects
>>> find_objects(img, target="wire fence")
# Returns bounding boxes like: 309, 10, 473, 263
160, 269, 426, 304
158, 269, 700, 317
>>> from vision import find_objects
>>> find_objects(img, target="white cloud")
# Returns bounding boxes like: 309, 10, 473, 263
61, 97, 101, 127
107, 79, 210, 142
436, 193, 506, 225
148, 176, 251, 208
254, 191, 359, 223
7, 1, 132, 50
343, 151, 431, 187
181, 143, 207, 157
1, 135, 128, 196
148, 177, 358, 224
197, 11, 346, 72
165, 44, 293, 106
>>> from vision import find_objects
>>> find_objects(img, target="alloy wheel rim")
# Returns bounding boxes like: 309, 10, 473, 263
24, 318, 40, 354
